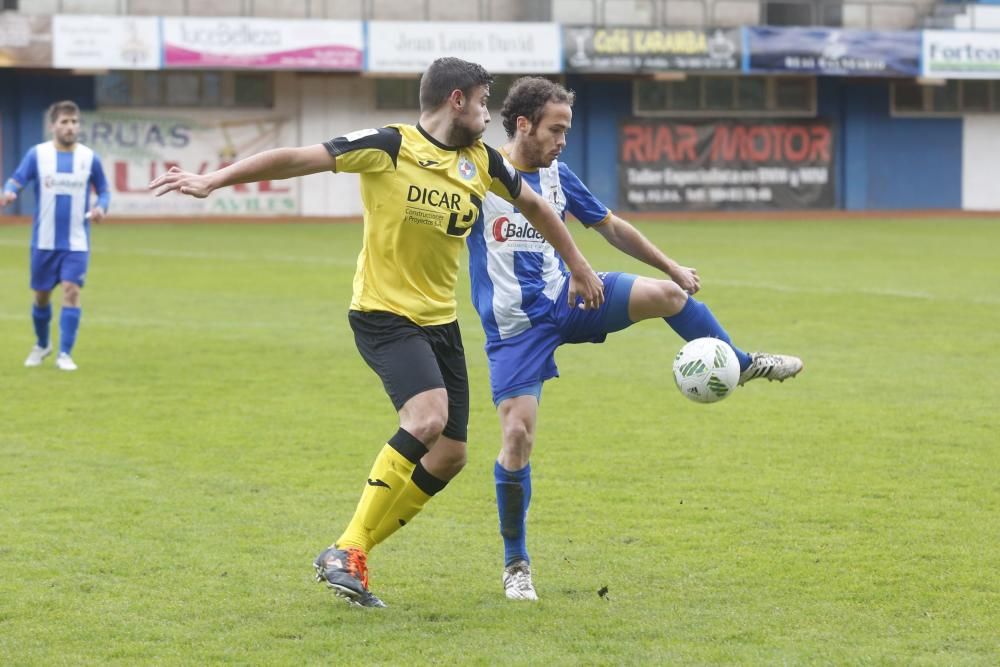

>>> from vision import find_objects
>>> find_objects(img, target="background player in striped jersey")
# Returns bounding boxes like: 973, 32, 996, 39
467, 77, 803, 601
2, 100, 110, 371
150, 58, 604, 607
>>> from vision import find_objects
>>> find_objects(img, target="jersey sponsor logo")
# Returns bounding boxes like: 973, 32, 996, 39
491, 215, 547, 243
43, 174, 89, 190
407, 184, 463, 211
418, 159, 440, 167
457, 156, 476, 180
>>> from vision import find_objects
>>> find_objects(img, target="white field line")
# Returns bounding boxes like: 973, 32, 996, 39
710, 279, 1000, 306
0, 311, 334, 332
2, 239, 997, 305
0, 238, 349, 266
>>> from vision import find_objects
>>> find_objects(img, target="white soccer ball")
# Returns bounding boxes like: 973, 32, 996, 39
672, 337, 739, 404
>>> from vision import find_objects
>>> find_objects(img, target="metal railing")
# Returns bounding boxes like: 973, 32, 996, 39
35, 0, 927, 29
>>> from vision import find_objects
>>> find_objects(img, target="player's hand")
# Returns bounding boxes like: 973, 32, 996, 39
148, 166, 215, 198
88, 206, 106, 223
1, 191, 16, 207
671, 265, 700, 295
567, 267, 604, 310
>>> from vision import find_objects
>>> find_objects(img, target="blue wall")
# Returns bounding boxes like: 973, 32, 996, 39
820, 78, 962, 210
562, 77, 633, 211
0, 71, 96, 216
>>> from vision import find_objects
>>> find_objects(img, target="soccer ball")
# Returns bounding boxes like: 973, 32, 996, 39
672, 337, 739, 403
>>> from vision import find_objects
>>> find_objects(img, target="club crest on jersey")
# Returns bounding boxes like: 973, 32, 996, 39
457, 156, 476, 180
491, 216, 546, 243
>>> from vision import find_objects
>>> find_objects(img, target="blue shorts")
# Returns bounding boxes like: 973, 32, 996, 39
485, 272, 638, 404
30, 249, 89, 291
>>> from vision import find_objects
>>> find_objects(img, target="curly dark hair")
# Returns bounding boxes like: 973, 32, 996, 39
501, 77, 575, 138
419, 57, 494, 112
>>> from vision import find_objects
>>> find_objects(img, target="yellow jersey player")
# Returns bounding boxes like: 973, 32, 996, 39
149, 57, 604, 607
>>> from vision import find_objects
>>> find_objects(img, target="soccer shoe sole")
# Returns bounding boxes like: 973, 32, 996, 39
314, 567, 387, 608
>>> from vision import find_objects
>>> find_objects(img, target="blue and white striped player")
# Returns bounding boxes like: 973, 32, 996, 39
467, 78, 804, 601
2, 101, 110, 371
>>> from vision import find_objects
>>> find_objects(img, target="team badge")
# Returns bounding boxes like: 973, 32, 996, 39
457, 156, 476, 180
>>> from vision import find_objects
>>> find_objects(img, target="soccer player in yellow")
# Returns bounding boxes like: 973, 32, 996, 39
149, 58, 604, 607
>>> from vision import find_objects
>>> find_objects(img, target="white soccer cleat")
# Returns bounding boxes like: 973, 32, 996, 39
55, 352, 78, 372
503, 560, 539, 601
739, 352, 803, 386
24, 345, 52, 367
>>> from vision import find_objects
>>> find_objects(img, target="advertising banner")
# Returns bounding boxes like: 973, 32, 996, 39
79, 110, 299, 216
923, 30, 1000, 79
0, 14, 52, 68
564, 27, 740, 72
163, 17, 363, 70
367, 21, 561, 73
746, 27, 919, 77
619, 118, 835, 211
53, 15, 160, 70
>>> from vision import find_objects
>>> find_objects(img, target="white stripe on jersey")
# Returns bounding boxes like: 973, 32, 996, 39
34, 142, 94, 252
476, 161, 569, 339
35, 143, 57, 250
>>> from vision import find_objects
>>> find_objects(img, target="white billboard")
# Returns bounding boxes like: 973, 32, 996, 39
53, 15, 160, 70
367, 21, 562, 73
79, 110, 299, 217
162, 17, 363, 70
923, 30, 1000, 79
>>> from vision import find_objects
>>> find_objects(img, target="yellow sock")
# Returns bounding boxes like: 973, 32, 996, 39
371, 479, 433, 546
336, 444, 416, 552
370, 460, 448, 546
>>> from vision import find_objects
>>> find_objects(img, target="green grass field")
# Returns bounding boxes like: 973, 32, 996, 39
1, 217, 998, 665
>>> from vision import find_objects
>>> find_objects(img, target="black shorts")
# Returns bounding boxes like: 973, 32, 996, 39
349, 310, 470, 442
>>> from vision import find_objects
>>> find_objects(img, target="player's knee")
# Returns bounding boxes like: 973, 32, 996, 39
660, 280, 688, 314
502, 418, 534, 457
407, 410, 448, 443
61, 282, 81, 306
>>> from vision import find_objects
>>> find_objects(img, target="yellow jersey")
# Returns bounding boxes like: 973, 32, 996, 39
325, 123, 522, 326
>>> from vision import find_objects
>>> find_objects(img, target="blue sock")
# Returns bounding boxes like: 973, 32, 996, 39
665, 297, 751, 371
59, 307, 82, 355
32, 304, 52, 349
495, 461, 532, 567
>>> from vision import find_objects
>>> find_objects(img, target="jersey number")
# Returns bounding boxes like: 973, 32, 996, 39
446, 193, 482, 237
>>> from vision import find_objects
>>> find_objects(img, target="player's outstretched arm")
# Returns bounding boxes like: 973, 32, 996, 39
594, 214, 700, 295
515, 186, 604, 310
149, 144, 335, 198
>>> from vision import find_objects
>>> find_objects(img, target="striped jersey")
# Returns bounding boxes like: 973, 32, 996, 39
325, 123, 522, 326
468, 158, 611, 341
8, 141, 110, 252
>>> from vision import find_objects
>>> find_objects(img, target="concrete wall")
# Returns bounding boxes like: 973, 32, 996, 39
962, 115, 1000, 210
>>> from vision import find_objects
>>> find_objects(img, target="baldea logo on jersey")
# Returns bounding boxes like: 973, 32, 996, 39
491, 216, 547, 243
43, 174, 89, 191
457, 156, 476, 180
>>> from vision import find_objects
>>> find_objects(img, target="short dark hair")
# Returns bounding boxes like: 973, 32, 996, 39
501, 77, 575, 138
419, 57, 493, 112
48, 100, 80, 124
